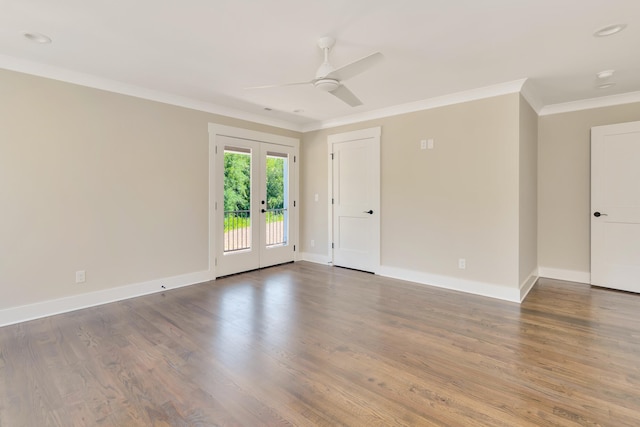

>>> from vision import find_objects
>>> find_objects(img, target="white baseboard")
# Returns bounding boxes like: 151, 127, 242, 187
300, 252, 332, 265
0, 269, 214, 327
538, 267, 590, 284
520, 269, 539, 302
378, 266, 521, 303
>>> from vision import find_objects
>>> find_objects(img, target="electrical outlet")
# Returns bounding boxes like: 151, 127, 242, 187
311, 239, 315, 247
420, 139, 427, 150
75, 270, 86, 283
458, 259, 466, 270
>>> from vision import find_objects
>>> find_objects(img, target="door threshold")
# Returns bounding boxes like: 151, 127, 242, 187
216, 261, 295, 279
333, 265, 375, 274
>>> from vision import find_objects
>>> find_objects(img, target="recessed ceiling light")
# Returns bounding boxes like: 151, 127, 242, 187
264, 107, 273, 111
23, 32, 52, 44
596, 70, 615, 79
293, 109, 304, 113
593, 24, 627, 37
597, 82, 616, 89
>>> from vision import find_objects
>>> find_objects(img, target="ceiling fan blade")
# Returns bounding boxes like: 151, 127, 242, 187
325, 52, 383, 81
245, 80, 313, 90
329, 84, 363, 107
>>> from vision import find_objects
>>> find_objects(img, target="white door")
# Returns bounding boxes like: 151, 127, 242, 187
214, 135, 297, 277
591, 120, 640, 293
329, 127, 380, 273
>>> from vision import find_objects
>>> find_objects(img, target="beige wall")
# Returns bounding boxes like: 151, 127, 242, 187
0, 69, 299, 309
518, 95, 538, 285
11, 64, 639, 310
303, 93, 526, 290
538, 102, 640, 274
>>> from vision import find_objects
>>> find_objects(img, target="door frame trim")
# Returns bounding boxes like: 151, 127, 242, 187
208, 124, 300, 277
327, 126, 381, 273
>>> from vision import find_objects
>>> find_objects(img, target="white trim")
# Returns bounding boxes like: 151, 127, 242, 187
539, 91, 640, 116
327, 142, 334, 264
0, 270, 213, 327
519, 269, 539, 302
538, 267, 590, 284
327, 127, 382, 274
7, 53, 640, 131
208, 124, 300, 147
378, 266, 521, 303
0, 55, 303, 132
520, 79, 543, 114
300, 252, 332, 265
303, 79, 527, 132
208, 134, 217, 276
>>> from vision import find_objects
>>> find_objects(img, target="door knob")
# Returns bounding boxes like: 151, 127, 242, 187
363, 210, 374, 215
593, 211, 607, 217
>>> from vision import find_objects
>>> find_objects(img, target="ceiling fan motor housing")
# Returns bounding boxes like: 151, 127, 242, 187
314, 78, 340, 92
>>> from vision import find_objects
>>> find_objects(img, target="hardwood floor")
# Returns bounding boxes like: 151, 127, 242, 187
1, 262, 639, 426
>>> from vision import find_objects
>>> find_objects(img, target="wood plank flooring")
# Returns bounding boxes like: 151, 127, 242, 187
1, 261, 640, 426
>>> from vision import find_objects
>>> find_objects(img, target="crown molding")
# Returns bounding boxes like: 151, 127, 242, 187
0, 54, 304, 133
10, 54, 639, 131
539, 91, 640, 116
520, 79, 543, 114
302, 79, 528, 132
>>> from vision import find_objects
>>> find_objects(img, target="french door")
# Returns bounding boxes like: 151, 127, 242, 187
214, 135, 297, 277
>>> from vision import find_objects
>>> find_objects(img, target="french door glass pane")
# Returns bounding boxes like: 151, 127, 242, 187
265, 152, 288, 247
223, 147, 251, 252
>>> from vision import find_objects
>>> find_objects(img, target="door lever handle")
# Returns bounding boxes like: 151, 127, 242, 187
593, 212, 608, 217
363, 210, 374, 215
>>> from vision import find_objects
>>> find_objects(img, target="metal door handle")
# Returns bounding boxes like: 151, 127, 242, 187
593, 212, 607, 217
363, 210, 373, 215
261, 209, 266, 213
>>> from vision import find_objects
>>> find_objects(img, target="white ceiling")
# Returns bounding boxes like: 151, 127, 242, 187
1, 0, 638, 131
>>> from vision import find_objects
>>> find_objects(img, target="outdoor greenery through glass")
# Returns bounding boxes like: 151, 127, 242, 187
223, 150, 287, 251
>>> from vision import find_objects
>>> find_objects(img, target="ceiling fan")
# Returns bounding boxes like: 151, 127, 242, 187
248, 36, 383, 107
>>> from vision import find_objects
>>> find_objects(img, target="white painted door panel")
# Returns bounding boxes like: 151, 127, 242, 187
591, 120, 640, 293
259, 145, 296, 268
330, 128, 380, 273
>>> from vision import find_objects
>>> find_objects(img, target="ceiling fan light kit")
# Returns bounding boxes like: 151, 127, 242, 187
314, 78, 340, 92
247, 36, 383, 107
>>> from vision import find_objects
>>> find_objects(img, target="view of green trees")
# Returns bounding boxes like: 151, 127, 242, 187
224, 152, 251, 213
224, 152, 285, 225
265, 157, 285, 209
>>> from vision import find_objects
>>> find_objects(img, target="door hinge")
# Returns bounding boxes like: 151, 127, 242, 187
215, 145, 218, 154
331, 243, 334, 249
215, 257, 217, 266
293, 245, 296, 252
330, 153, 334, 160
331, 198, 334, 205
294, 155, 296, 163
215, 201, 217, 210
293, 201, 296, 207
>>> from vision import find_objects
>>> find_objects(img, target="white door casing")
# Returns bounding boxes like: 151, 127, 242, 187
209, 124, 299, 278
591, 120, 640, 293
328, 127, 380, 273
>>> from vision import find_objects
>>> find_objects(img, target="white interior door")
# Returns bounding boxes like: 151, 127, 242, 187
591, 120, 640, 293
329, 127, 380, 273
214, 135, 297, 277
